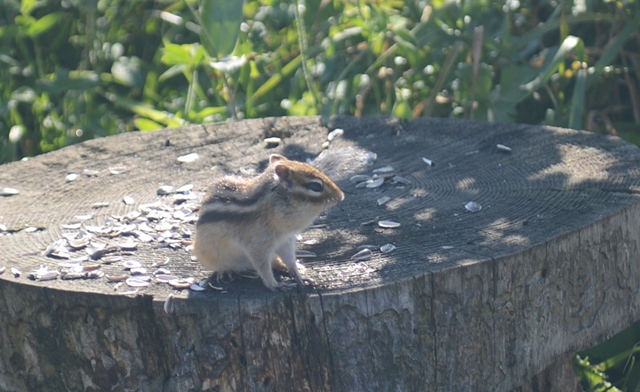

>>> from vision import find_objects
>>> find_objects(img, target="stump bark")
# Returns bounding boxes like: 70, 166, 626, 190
1, 116, 640, 392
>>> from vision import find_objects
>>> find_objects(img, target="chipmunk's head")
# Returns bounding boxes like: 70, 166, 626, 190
270, 154, 344, 207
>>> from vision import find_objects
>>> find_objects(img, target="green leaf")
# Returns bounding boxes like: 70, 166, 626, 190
191, 106, 227, 122
104, 92, 184, 128
392, 99, 413, 120
200, 0, 245, 58
159, 64, 187, 82
161, 43, 196, 66
521, 35, 584, 92
251, 54, 302, 102
38, 70, 101, 93
498, 65, 538, 104
27, 12, 63, 37
568, 68, 586, 130
134, 118, 164, 131
20, 0, 36, 16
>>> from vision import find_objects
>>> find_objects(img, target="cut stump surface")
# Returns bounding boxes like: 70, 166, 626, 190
1, 116, 640, 391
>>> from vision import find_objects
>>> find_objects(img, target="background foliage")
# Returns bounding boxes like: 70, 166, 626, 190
1, 0, 639, 164
1, 0, 640, 389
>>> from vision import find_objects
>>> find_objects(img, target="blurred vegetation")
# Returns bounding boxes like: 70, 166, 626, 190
574, 319, 640, 392
1, 0, 639, 163
0, 0, 639, 388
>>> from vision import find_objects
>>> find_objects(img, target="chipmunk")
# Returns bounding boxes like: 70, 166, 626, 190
194, 154, 345, 291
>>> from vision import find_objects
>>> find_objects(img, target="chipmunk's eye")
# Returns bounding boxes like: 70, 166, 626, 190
305, 181, 324, 193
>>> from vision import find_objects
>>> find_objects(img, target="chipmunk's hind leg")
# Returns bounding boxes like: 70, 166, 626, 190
208, 270, 237, 284
246, 249, 282, 291
275, 236, 314, 286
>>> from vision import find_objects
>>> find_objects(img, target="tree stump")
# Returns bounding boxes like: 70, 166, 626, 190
1, 116, 639, 392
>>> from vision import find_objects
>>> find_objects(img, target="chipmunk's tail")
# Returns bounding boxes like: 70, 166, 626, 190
311, 146, 376, 182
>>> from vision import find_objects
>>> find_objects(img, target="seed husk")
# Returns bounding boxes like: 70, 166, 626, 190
168, 279, 192, 289
327, 128, 344, 141
177, 153, 199, 163
366, 177, 385, 188
351, 248, 372, 261
350, 174, 371, 183
126, 277, 151, 287
380, 243, 396, 253
83, 169, 100, 176
108, 166, 128, 175
130, 267, 147, 276
189, 283, 206, 292
0, 187, 19, 196
378, 220, 401, 228
156, 274, 180, 283
372, 166, 394, 173
465, 201, 482, 212
82, 263, 101, 272
157, 185, 176, 195
377, 196, 391, 206
106, 274, 128, 282
422, 157, 434, 166
264, 137, 282, 147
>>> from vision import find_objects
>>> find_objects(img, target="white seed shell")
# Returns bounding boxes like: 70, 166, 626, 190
465, 201, 482, 212
126, 277, 150, 287
0, 188, 19, 196
378, 220, 401, 228
351, 248, 372, 261
366, 177, 385, 188
264, 137, 282, 146
380, 244, 396, 253
350, 174, 371, 183
327, 128, 344, 141
189, 283, 206, 291
122, 260, 142, 269
377, 196, 391, 206
372, 166, 394, 173
109, 166, 128, 175
177, 153, 199, 163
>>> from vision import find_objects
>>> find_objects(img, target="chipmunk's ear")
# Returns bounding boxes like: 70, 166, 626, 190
269, 154, 286, 165
274, 163, 291, 183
